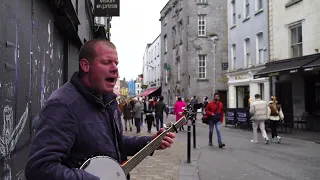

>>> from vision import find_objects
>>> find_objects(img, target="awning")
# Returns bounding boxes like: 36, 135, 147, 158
253, 53, 320, 79
302, 56, 320, 72
138, 87, 160, 97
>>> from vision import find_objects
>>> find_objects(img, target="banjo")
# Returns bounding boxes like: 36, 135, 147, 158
79, 114, 188, 180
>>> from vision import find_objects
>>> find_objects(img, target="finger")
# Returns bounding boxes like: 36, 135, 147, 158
163, 137, 174, 144
166, 132, 176, 138
161, 140, 171, 147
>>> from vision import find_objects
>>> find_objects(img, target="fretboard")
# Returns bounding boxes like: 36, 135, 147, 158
121, 116, 187, 175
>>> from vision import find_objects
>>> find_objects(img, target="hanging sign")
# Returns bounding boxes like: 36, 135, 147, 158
94, 0, 120, 17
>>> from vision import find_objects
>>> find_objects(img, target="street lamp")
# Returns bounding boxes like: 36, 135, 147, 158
208, 34, 219, 97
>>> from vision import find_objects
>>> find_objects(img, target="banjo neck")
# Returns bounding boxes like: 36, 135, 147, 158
121, 116, 187, 175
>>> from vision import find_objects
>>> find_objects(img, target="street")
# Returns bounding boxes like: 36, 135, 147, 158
135, 114, 320, 180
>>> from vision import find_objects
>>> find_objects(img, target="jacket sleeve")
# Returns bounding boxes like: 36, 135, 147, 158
249, 103, 255, 115
122, 135, 153, 156
267, 106, 271, 119
25, 100, 99, 180
279, 108, 284, 120
205, 102, 214, 115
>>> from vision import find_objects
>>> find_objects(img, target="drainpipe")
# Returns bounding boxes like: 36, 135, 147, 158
267, 0, 273, 96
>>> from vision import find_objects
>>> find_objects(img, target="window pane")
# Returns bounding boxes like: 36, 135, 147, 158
291, 28, 297, 44
298, 26, 302, 43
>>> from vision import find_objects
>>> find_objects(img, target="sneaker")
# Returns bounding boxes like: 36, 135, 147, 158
277, 136, 281, 143
219, 143, 225, 148
209, 142, 213, 146
265, 138, 270, 144
251, 139, 258, 143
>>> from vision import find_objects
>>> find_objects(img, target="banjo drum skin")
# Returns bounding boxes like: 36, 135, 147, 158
80, 156, 127, 180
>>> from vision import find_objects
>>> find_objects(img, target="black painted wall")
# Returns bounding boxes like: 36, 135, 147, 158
0, 0, 96, 179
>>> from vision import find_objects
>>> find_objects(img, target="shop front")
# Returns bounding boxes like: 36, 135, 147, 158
227, 68, 270, 109
254, 53, 320, 131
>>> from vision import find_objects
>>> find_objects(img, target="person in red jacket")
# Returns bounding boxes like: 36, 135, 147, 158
205, 92, 225, 148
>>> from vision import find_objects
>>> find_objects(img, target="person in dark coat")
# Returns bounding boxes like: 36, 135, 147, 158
145, 109, 155, 133
25, 39, 176, 180
123, 100, 132, 131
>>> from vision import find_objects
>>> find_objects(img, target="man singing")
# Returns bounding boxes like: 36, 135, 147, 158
25, 39, 175, 180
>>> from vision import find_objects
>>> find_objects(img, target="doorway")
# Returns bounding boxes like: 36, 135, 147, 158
275, 81, 293, 123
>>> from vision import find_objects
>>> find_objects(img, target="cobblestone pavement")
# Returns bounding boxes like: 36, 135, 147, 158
123, 120, 186, 180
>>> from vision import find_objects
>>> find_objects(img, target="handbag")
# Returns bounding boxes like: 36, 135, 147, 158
202, 103, 220, 125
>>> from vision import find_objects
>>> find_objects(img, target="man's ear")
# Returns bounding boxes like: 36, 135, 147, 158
79, 58, 90, 73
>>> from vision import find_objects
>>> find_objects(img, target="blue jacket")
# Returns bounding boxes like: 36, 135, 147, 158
25, 81, 152, 180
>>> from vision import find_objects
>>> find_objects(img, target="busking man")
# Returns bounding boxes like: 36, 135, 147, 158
205, 92, 225, 148
25, 39, 175, 180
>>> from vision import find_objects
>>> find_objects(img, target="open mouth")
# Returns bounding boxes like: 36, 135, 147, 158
105, 78, 116, 83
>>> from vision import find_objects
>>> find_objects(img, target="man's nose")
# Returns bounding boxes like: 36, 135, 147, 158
110, 62, 118, 74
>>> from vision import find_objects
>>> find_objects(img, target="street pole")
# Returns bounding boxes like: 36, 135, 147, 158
209, 35, 218, 96
192, 118, 196, 148
187, 118, 191, 163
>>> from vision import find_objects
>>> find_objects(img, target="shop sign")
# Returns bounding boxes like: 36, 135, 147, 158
235, 75, 247, 80
236, 108, 248, 122
94, 0, 120, 17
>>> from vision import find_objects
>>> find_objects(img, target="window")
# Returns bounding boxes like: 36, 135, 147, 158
256, 0, 263, 11
164, 16, 167, 25
164, 35, 168, 53
259, 83, 264, 100
198, 15, 206, 36
177, 61, 181, 82
231, 44, 236, 70
231, 0, 236, 25
165, 69, 168, 84
199, 0, 207, 3
244, 38, 250, 67
291, 25, 302, 58
198, 55, 206, 79
257, 32, 264, 64
244, 0, 250, 18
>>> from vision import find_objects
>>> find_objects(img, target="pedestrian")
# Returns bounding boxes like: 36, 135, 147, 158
249, 94, 270, 144
132, 97, 142, 134
123, 99, 132, 131
268, 96, 284, 143
202, 96, 209, 115
205, 93, 225, 148
190, 95, 198, 120
25, 39, 176, 180
154, 96, 169, 131
145, 109, 155, 133
174, 96, 187, 131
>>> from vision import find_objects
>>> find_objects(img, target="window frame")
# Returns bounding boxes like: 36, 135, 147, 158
198, 14, 206, 36
198, 55, 207, 79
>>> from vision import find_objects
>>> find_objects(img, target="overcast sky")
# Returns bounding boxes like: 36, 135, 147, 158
111, 0, 167, 81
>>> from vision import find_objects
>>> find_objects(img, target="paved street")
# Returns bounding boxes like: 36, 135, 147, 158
177, 114, 320, 180
123, 115, 320, 180
123, 118, 186, 180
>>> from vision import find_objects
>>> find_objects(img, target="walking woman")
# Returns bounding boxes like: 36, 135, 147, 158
268, 96, 284, 143
123, 100, 132, 131
174, 96, 186, 131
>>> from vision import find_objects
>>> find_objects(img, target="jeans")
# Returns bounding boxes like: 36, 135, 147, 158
155, 116, 164, 131
269, 120, 278, 138
209, 120, 222, 144
134, 118, 141, 133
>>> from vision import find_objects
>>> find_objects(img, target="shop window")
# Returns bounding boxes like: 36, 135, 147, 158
236, 86, 250, 108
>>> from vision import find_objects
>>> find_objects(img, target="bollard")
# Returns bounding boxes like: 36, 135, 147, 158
187, 123, 191, 163
192, 119, 196, 148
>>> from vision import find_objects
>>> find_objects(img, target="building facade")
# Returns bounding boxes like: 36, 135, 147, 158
120, 78, 129, 98
135, 74, 143, 95
142, 44, 151, 87
128, 79, 136, 97
226, 0, 270, 108
113, 77, 121, 96
160, 0, 229, 106
254, 0, 320, 130
0, 0, 112, 178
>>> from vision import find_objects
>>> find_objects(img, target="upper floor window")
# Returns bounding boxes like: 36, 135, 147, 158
199, 0, 207, 3
231, 44, 236, 70
198, 15, 206, 36
257, 32, 264, 64
164, 35, 168, 53
256, 0, 263, 11
244, 0, 250, 18
231, 0, 236, 25
244, 38, 251, 67
291, 25, 303, 58
198, 55, 207, 79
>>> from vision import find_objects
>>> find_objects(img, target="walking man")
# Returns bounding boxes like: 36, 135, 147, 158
190, 96, 198, 120
132, 97, 142, 133
154, 96, 169, 131
205, 93, 225, 148
249, 94, 270, 144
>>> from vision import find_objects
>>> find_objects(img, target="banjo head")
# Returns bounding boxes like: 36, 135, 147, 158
79, 156, 127, 180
